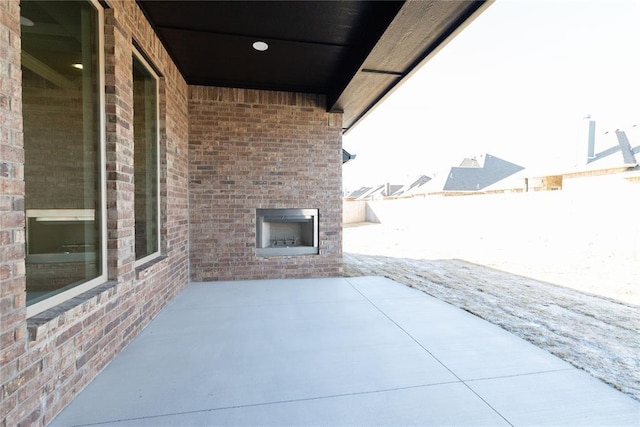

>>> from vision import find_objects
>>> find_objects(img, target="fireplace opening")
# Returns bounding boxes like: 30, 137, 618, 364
256, 208, 319, 256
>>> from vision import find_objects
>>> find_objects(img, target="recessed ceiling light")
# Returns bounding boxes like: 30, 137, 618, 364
252, 41, 269, 52
71, 63, 84, 70
20, 16, 34, 27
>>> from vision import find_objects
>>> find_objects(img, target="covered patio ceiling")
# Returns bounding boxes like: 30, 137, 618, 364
136, 0, 490, 132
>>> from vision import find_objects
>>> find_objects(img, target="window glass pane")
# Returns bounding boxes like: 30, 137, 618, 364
133, 56, 159, 260
22, 0, 102, 305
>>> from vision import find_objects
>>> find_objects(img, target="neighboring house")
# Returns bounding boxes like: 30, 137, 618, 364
479, 124, 640, 194
442, 154, 525, 192
391, 175, 432, 198
585, 125, 638, 170
346, 177, 432, 201
533, 123, 639, 191
346, 183, 403, 200
344, 186, 376, 200
374, 183, 404, 199
0, 1, 491, 424
346, 123, 639, 200
482, 168, 532, 193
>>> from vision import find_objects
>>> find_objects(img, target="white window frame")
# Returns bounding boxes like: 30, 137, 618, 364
27, 0, 107, 317
132, 48, 161, 267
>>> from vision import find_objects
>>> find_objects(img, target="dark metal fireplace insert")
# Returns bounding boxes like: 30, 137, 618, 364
256, 208, 319, 256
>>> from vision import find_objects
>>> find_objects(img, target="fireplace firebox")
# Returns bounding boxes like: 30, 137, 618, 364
256, 208, 319, 256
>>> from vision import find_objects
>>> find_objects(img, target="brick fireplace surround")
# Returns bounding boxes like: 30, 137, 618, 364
0, 1, 342, 425
188, 86, 343, 281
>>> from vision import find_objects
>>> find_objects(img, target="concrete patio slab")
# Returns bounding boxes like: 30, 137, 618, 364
50, 277, 639, 426
80, 383, 510, 427
365, 289, 572, 380
467, 369, 640, 426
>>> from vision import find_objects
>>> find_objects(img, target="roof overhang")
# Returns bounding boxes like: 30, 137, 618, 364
333, 0, 492, 133
136, 0, 491, 133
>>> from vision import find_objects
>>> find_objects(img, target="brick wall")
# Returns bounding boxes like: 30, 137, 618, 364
0, 0, 28, 423
2, 0, 344, 424
189, 86, 343, 281
0, 1, 190, 425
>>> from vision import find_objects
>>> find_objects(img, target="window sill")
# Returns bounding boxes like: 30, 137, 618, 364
26, 257, 169, 343
27, 280, 118, 343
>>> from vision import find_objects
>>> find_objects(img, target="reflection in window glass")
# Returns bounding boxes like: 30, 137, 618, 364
22, 0, 102, 306
133, 55, 159, 261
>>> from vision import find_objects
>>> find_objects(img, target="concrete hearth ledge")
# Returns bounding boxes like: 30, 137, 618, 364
50, 277, 639, 426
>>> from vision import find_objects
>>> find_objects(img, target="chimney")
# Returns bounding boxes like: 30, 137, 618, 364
615, 130, 637, 165
586, 119, 596, 162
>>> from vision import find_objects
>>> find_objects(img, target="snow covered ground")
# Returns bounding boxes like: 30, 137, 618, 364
344, 184, 640, 306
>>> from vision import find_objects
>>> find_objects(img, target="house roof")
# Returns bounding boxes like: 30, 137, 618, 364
587, 128, 639, 169
136, 0, 490, 133
386, 184, 405, 197
392, 175, 432, 197
443, 154, 525, 192
346, 183, 406, 200
346, 186, 374, 200
357, 185, 385, 200
481, 167, 530, 192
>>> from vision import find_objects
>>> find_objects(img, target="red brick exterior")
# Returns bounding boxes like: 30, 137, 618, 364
0, 0, 28, 423
188, 86, 343, 281
0, 0, 343, 425
0, 1, 190, 425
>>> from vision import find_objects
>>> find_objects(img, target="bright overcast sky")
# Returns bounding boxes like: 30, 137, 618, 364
342, 0, 640, 191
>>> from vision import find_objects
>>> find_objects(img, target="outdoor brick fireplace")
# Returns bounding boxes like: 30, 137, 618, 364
188, 86, 343, 281
256, 208, 319, 256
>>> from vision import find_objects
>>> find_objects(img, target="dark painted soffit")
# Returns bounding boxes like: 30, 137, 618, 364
136, 1, 490, 133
